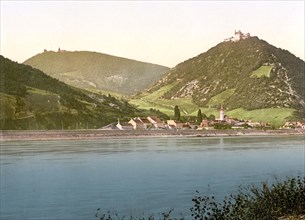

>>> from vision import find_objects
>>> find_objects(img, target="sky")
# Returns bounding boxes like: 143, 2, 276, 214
1, 1, 304, 67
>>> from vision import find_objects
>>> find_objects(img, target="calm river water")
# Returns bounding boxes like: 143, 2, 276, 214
1, 135, 304, 219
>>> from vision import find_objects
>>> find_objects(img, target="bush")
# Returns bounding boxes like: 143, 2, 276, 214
95, 209, 185, 220
96, 176, 305, 220
212, 123, 232, 130
190, 176, 305, 220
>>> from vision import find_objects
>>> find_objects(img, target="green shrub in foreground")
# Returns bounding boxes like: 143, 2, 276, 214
95, 176, 305, 220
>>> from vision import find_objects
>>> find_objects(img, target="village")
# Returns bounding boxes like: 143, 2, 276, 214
102, 106, 305, 131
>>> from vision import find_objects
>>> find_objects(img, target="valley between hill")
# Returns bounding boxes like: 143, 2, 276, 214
2, 32, 305, 129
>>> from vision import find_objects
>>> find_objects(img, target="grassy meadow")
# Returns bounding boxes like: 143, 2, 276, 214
129, 84, 296, 127
250, 65, 273, 78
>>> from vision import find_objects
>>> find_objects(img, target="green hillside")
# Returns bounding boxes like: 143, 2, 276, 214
130, 83, 296, 127
131, 35, 305, 126
0, 55, 161, 130
23, 50, 169, 96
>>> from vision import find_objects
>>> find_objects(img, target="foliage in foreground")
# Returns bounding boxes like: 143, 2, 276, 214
95, 176, 305, 220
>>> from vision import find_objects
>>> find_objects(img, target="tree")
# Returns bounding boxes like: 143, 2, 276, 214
174, 105, 180, 121
197, 109, 202, 124
202, 112, 208, 120
208, 114, 215, 121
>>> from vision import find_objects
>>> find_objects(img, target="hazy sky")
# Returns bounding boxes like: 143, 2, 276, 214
1, 1, 304, 67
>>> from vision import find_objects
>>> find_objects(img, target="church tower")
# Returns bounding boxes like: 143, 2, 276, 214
219, 105, 225, 121
116, 118, 123, 130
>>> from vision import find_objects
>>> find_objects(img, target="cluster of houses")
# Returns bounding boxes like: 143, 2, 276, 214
102, 116, 273, 131
281, 121, 305, 129
102, 117, 187, 130
101, 106, 302, 130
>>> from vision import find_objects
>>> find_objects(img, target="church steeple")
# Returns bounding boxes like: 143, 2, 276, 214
219, 105, 225, 121
116, 118, 123, 130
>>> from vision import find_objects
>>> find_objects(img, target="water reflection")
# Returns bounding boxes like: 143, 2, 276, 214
1, 135, 304, 157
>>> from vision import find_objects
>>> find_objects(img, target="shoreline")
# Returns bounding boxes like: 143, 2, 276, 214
1, 129, 304, 142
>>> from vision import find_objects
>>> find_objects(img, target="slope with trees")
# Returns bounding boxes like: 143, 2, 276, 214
0, 55, 160, 129
134, 36, 305, 126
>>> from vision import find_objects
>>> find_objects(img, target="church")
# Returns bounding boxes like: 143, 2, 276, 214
215, 105, 225, 121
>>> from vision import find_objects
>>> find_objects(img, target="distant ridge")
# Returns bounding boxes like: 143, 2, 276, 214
24, 50, 169, 95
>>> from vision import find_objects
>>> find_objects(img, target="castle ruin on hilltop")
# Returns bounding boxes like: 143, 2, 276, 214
43, 47, 67, 53
224, 30, 250, 42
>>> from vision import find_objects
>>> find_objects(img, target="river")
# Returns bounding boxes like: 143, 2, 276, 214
1, 135, 304, 219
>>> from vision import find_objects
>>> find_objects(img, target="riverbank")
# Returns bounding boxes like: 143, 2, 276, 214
1, 128, 304, 141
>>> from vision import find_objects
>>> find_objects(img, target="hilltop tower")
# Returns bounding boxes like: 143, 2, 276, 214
219, 105, 225, 121
58, 47, 67, 53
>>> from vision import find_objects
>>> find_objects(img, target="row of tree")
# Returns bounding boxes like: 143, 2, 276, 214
174, 105, 215, 124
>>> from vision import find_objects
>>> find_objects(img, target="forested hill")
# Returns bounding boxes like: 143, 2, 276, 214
23, 50, 169, 95
0, 55, 143, 129
128, 35, 305, 126
146, 36, 305, 112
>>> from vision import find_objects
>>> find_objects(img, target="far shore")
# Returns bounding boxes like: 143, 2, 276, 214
1, 129, 304, 142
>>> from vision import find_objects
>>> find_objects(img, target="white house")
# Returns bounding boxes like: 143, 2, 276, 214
128, 117, 152, 130
128, 118, 145, 130
147, 116, 164, 129
167, 120, 183, 129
